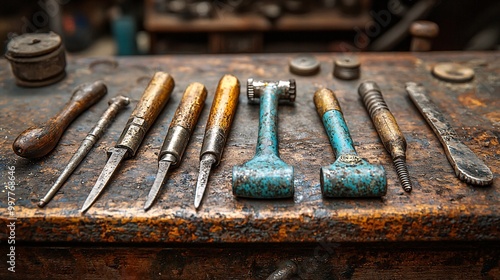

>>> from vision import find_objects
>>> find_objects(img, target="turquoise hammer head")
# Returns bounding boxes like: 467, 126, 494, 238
320, 154, 387, 197
232, 154, 294, 198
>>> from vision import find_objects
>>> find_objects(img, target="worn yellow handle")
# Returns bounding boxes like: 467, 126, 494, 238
170, 82, 207, 130
200, 74, 240, 164
206, 74, 240, 134
132, 72, 175, 127
116, 72, 175, 157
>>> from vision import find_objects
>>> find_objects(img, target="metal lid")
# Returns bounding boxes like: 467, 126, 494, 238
432, 63, 474, 83
289, 55, 320, 76
6, 32, 62, 58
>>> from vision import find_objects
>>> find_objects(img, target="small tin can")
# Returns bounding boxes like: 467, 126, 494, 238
5, 32, 66, 87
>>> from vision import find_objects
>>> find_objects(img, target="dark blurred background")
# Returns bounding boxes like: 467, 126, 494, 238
1, 0, 499, 55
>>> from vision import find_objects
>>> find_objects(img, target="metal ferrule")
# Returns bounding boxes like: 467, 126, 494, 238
115, 116, 148, 158
313, 88, 342, 117
200, 127, 226, 165
159, 125, 191, 166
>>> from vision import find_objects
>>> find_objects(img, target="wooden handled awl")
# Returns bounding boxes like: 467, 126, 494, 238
81, 72, 175, 212
13, 81, 107, 159
194, 74, 240, 209
144, 82, 207, 210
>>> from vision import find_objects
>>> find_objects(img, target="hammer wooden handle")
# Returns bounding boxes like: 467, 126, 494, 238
13, 81, 107, 158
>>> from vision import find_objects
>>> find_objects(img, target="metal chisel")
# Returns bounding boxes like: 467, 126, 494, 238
194, 74, 240, 209
144, 82, 207, 210
81, 72, 175, 212
406, 82, 493, 186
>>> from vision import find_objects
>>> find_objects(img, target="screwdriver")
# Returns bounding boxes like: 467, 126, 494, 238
81, 72, 175, 212
194, 74, 240, 209
144, 82, 207, 210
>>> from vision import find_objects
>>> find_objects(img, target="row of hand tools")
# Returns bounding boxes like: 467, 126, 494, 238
13, 71, 493, 212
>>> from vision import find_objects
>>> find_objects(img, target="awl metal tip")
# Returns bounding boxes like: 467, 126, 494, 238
194, 154, 217, 209
144, 160, 172, 211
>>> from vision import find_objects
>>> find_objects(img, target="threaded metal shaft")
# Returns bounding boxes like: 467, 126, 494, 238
358, 81, 389, 117
394, 157, 412, 192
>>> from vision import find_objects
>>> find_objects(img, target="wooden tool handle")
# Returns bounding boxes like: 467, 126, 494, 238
116, 72, 175, 157
131, 72, 174, 125
200, 74, 240, 165
206, 74, 240, 136
13, 81, 107, 158
169, 82, 207, 130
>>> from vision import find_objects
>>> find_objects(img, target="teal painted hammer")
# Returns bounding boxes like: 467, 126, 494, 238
232, 79, 296, 199
314, 88, 387, 197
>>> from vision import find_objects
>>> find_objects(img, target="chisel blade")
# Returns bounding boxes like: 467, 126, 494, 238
194, 154, 217, 209
406, 82, 493, 185
81, 147, 128, 212
144, 160, 172, 211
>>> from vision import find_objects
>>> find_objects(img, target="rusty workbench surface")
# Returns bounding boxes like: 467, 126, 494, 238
0, 52, 498, 244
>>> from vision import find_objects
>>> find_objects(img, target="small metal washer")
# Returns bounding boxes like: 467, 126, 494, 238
432, 63, 474, 83
333, 57, 360, 80
289, 55, 320, 76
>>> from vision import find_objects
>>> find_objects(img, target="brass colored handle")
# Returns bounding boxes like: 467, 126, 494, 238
201, 74, 240, 165
116, 72, 175, 157
313, 88, 342, 117
13, 81, 107, 158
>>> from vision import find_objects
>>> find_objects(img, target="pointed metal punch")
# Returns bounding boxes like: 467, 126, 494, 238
38, 96, 130, 207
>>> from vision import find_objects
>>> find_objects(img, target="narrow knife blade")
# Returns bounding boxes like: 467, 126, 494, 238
406, 82, 493, 185
81, 147, 128, 212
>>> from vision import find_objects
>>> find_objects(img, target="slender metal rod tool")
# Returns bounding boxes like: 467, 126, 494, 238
144, 82, 207, 210
314, 88, 386, 197
39, 96, 130, 207
406, 82, 493, 185
81, 72, 175, 212
194, 74, 240, 209
232, 79, 296, 199
359, 81, 413, 192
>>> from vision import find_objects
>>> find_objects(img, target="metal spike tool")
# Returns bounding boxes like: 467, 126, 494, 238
81, 72, 175, 212
144, 82, 207, 210
39, 96, 130, 207
405, 82, 493, 185
194, 75, 240, 209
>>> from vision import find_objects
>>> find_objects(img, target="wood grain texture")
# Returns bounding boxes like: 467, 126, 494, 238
0, 53, 498, 244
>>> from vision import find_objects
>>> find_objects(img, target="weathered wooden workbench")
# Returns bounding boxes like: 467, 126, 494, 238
0, 52, 499, 278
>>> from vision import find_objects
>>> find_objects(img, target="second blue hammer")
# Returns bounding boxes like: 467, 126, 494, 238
314, 88, 387, 197
232, 79, 296, 199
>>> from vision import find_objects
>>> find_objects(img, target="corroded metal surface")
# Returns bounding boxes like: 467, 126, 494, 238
0, 52, 499, 243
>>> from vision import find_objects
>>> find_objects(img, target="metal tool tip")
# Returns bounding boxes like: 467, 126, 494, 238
38, 200, 46, 208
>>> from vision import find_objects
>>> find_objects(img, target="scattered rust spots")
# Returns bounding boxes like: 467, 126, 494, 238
458, 91, 487, 108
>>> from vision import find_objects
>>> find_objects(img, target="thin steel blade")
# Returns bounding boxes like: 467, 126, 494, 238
144, 160, 172, 211
194, 154, 217, 209
39, 139, 94, 207
406, 82, 493, 185
81, 148, 128, 212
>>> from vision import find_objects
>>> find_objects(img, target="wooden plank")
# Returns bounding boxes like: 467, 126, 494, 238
1, 242, 498, 279
0, 52, 498, 244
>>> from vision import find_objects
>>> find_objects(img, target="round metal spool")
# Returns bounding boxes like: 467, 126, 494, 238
333, 57, 360, 80
289, 55, 320, 76
432, 63, 474, 83
5, 32, 66, 87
